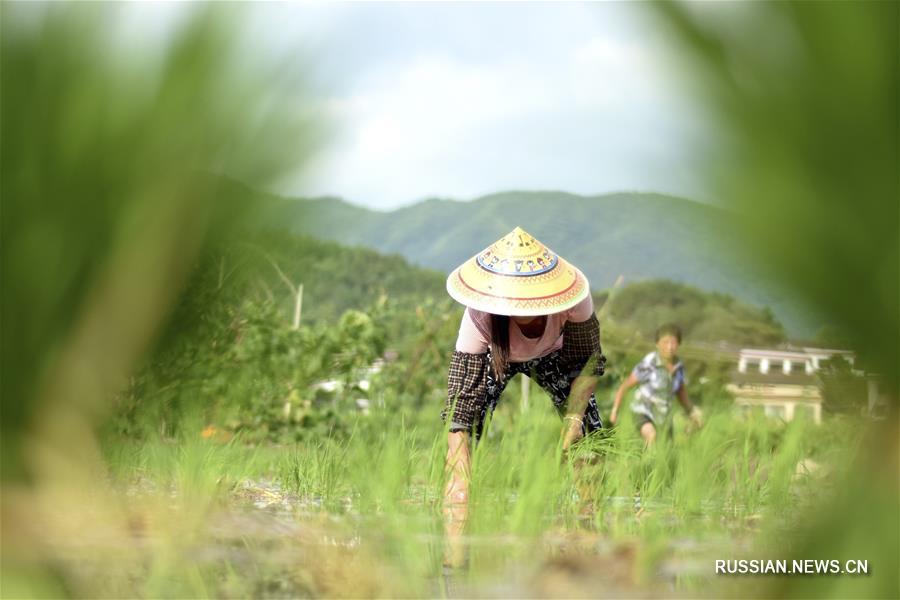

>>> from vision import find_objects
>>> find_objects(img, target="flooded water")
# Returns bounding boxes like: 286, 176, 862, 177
5, 471, 780, 598
122, 479, 746, 597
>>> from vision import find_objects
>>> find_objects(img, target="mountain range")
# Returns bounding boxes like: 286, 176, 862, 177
261, 190, 819, 337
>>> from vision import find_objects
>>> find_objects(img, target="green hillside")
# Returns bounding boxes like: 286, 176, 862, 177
168, 230, 447, 329
134, 230, 454, 440
127, 217, 788, 442
264, 191, 816, 336
603, 278, 785, 346
168, 227, 785, 348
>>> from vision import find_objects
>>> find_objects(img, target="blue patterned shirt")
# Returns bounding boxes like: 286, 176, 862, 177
630, 351, 686, 423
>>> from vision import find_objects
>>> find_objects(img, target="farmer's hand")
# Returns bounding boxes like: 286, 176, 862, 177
609, 407, 618, 425
689, 406, 704, 429
561, 415, 584, 454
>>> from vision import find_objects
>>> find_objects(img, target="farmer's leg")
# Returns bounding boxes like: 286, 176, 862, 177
581, 395, 603, 433
640, 421, 657, 446
529, 353, 574, 415
530, 352, 602, 433
471, 358, 516, 440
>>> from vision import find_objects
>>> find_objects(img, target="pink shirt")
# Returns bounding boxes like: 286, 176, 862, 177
454, 295, 595, 361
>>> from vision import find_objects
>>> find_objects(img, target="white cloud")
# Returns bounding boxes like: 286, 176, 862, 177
570, 37, 655, 108
314, 54, 563, 205
276, 4, 709, 208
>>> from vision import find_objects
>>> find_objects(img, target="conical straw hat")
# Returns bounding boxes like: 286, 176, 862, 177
446, 227, 590, 316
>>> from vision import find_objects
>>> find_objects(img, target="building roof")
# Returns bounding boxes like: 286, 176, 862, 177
738, 347, 854, 361
739, 349, 811, 361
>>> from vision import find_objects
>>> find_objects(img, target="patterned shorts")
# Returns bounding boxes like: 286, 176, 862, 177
633, 411, 674, 438
464, 350, 604, 440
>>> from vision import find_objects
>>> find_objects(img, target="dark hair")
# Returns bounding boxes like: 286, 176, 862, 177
489, 314, 510, 379
655, 323, 682, 343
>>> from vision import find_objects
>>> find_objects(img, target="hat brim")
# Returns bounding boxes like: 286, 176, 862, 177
446, 260, 590, 317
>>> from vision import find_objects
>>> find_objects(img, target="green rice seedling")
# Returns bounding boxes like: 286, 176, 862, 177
84, 368, 873, 598
278, 437, 350, 506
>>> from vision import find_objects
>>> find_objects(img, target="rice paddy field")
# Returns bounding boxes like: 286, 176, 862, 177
4, 3, 897, 599
6, 387, 887, 599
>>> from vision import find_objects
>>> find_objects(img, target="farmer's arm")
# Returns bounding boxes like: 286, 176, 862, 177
676, 385, 693, 412
445, 431, 471, 503
566, 372, 599, 417
610, 373, 639, 424
559, 297, 607, 449
561, 371, 598, 451
443, 430, 470, 567
677, 385, 703, 427
441, 320, 489, 567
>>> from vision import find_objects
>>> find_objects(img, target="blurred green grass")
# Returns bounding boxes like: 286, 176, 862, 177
646, 3, 898, 597
74, 398, 861, 598
1, 3, 320, 596
1, 3, 318, 477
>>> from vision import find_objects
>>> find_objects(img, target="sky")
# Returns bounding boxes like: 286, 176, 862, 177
116, 2, 713, 211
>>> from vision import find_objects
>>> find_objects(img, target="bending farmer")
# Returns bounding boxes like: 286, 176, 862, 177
441, 227, 607, 566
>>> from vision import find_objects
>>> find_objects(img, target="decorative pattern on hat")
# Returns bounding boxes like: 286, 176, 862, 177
446, 227, 590, 316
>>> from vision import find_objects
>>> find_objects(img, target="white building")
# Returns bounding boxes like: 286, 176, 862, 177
728, 347, 855, 424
